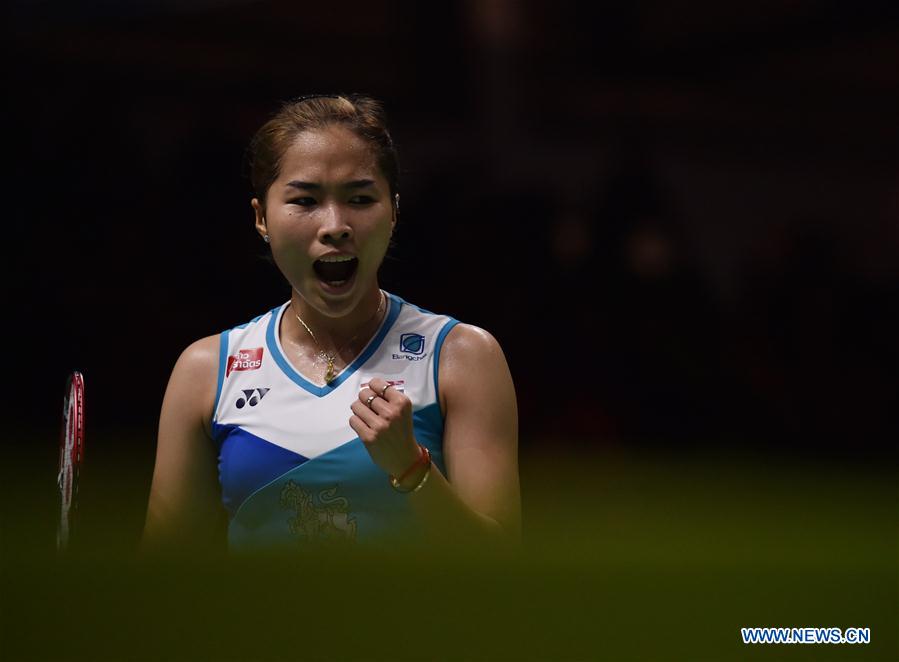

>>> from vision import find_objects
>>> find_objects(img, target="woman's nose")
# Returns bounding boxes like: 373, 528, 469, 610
317, 204, 353, 244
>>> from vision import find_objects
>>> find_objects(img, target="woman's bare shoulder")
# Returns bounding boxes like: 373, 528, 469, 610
441, 323, 507, 367
438, 323, 513, 408
164, 334, 221, 429
173, 334, 220, 377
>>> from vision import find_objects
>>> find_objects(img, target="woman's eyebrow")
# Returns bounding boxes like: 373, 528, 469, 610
286, 180, 320, 190
345, 179, 376, 189
285, 179, 375, 190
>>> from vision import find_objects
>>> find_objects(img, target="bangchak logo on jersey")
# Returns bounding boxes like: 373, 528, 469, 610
393, 333, 427, 361
227, 347, 264, 377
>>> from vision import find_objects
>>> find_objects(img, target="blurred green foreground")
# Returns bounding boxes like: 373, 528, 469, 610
1, 429, 896, 661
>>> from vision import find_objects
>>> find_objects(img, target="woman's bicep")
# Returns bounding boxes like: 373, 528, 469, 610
440, 324, 522, 541
142, 336, 226, 551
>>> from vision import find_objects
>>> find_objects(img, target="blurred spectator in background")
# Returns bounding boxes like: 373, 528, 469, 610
542, 148, 727, 448
734, 213, 899, 451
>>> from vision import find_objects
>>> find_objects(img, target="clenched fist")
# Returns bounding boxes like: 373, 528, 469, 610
349, 377, 422, 481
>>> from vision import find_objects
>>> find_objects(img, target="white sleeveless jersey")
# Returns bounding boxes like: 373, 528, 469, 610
211, 291, 459, 551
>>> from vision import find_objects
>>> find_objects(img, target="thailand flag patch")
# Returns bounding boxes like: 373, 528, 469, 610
361, 379, 405, 393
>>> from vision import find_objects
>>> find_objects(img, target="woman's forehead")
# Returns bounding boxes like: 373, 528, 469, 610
278, 126, 381, 182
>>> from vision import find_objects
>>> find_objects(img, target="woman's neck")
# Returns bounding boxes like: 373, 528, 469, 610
289, 286, 385, 351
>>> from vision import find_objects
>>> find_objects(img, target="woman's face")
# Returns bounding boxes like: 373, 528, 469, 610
253, 124, 395, 318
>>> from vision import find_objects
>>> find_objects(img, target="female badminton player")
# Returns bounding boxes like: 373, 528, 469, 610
141, 94, 521, 552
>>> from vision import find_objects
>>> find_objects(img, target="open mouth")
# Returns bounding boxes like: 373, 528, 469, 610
313, 256, 359, 288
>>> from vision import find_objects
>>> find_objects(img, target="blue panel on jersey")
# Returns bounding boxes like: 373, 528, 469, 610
213, 423, 310, 518
227, 402, 448, 551
413, 402, 447, 477
212, 330, 230, 424
433, 319, 460, 398
228, 435, 412, 551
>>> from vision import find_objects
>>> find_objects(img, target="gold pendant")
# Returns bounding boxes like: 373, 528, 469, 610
325, 357, 336, 383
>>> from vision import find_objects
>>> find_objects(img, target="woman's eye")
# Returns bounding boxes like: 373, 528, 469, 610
349, 195, 375, 205
289, 197, 316, 207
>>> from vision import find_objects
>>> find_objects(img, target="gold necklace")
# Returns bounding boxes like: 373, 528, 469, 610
294, 291, 385, 384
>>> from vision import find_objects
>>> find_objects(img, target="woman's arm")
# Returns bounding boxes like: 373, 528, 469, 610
426, 323, 521, 543
352, 323, 521, 548
140, 335, 227, 553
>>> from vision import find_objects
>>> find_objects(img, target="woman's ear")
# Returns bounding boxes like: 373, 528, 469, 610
392, 193, 400, 229
252, 198, 268, 240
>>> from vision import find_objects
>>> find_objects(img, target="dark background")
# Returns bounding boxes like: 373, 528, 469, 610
10, 0, 898, 455
4, 2, 898, 660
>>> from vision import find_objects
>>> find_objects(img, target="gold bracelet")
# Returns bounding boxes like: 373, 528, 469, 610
389, 447, 432, 493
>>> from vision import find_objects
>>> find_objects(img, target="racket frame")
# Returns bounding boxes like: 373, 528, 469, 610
57, 371, 85, 552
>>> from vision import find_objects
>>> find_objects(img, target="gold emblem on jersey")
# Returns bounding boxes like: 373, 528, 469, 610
279, 480, 358, 542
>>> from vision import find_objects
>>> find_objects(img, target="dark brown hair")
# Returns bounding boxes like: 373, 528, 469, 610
247, 94, 399, 213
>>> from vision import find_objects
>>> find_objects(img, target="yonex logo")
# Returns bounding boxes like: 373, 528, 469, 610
236, 388, 270, 409
399, 333, 425, 355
